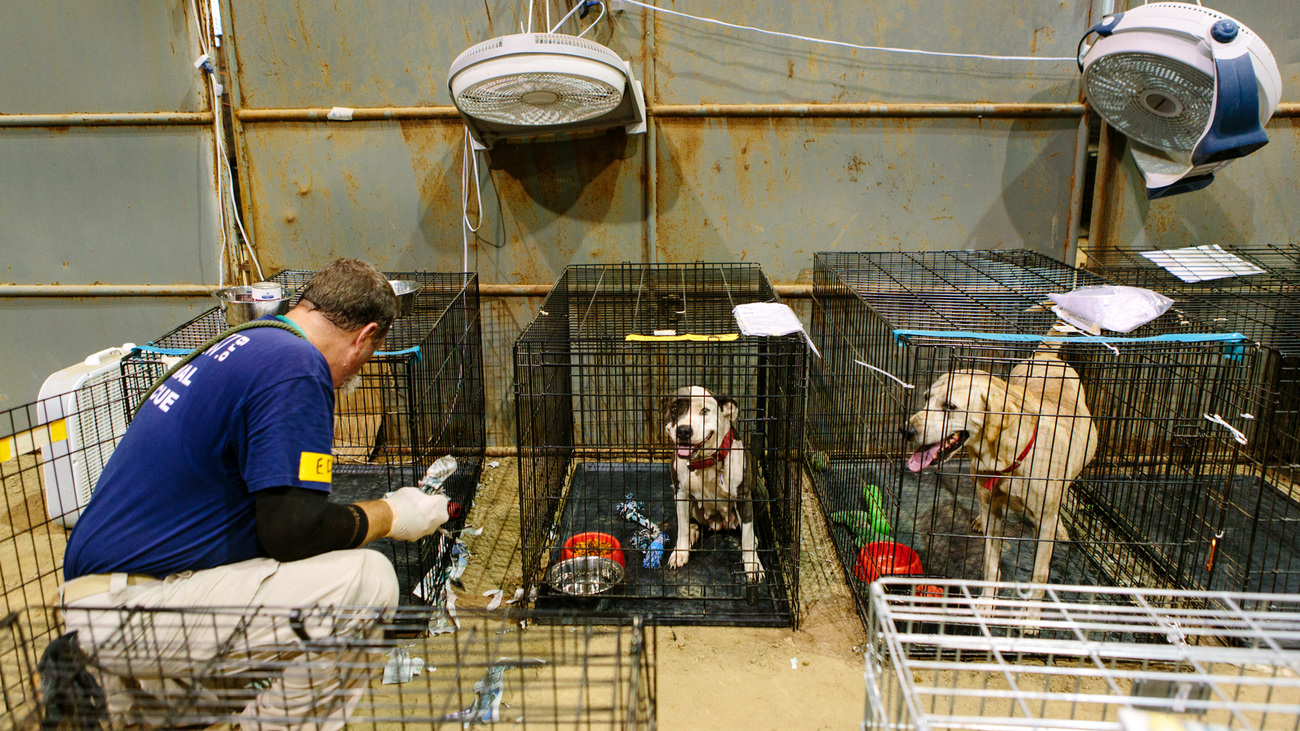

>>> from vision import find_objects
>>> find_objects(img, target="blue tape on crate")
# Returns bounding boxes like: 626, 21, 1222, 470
133, 344, 192, 357
374, 346, 421, 359
892, 330, 1250, 347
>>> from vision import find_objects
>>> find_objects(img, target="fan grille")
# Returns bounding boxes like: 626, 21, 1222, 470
1085, 52, 1214, 152
456, 72, 622, 126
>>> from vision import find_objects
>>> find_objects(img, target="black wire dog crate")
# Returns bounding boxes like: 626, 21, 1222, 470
864, 579, 1300, 731
118, 270, 486, 606
1083, 247, 1300, 595
807, 250, 1257, 627
514, 263, 807, 627
2, 605, 655, 729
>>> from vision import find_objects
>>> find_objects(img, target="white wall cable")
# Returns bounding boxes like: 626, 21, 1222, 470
618, 0, 1075, 63
549, 1, 585, 33
461, 127, 484, 274
549, 0, 606, 37
577, 2, 605, 39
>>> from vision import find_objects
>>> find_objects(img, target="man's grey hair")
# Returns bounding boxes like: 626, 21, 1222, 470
299, 258, 399, 338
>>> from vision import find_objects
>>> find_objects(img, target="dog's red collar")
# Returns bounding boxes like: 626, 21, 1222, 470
980, 422, 1038, 491
687, 429, 734, 471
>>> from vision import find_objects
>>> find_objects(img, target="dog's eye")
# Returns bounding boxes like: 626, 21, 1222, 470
700, 408, 710, 415
943, 402, 958, 411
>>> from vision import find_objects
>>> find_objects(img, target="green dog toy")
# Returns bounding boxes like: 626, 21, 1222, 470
810, 451, 831, 472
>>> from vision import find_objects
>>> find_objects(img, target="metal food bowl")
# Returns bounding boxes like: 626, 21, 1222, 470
547, 555, 624, 597
390, 280, 422, 317
212, 286, 290, 328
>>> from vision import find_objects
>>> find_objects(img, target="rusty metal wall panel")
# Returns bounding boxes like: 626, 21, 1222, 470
239, 121, 646, 281
0, 299, 208, 407
1, 127, 223, 284
643, 1, 1088, 104
0, 1, 207, 113
1089, 119, 1299, 256
655, 117, 1082, 281
225, 1, 644, 109
0, 2, 223, 408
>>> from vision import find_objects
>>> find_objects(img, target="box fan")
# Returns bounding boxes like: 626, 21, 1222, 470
34, 344, 137, 527
1078, 2, 1281, 198
448, 32, 646, 150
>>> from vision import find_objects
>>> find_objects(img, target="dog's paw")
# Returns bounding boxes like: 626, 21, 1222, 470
744, 558, 766, 583
970, 515, 987, 534
667, 548, 690, 569
689, 523, 701, 548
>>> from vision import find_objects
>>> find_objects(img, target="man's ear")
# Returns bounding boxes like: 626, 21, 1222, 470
352, 322, 381, 351
716, 395, 739, 421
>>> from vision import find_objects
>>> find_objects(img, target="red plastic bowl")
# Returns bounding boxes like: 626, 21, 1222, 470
561, 532, 626, 567
854, 541, 923, 583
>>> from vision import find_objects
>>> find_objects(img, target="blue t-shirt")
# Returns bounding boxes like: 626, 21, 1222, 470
64, 322, 335, 580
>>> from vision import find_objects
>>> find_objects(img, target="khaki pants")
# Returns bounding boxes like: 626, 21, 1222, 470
62, 549, 399, 731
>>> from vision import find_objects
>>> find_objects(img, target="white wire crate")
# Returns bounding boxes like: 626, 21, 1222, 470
864, 579, 1300, 731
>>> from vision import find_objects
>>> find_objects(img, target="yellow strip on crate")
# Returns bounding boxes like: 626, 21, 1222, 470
0, 418, 66, 463
624, 333, 739, 342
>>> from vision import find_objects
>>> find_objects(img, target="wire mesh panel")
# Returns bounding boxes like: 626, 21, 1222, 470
2, 605, 655, 730
864, 578, 1300, 731
25, 270, 485, 609
1083, 250, 1300, 596
807, 250, 1258, 628
515, 263, 807, 627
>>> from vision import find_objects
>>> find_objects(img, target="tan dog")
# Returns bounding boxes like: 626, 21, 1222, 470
663, 386, 764, 582
903, 343, 1097, 598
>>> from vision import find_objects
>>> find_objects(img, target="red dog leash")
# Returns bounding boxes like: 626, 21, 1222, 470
687, 429, 734, 471
980, 422, 1038, 491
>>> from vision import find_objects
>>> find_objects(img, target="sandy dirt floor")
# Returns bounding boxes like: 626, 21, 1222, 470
455, 457, 869, 730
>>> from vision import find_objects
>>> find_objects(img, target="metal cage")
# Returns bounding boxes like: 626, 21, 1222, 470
808, 250, 1259, 628
2, 605, 655, 730
514, 263, 807, 627
864, 578, 1300, 731
2, 270, 486, 610
1083, 247, 1300, 596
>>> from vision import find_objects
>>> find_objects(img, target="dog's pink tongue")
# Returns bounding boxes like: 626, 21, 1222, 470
907, 443, 943, 472
677, 446, 694, 459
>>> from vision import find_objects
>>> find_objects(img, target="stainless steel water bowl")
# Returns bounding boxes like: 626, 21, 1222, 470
212, 286, 290, 328
547, 556, 624, 597
390, 280, 421, 317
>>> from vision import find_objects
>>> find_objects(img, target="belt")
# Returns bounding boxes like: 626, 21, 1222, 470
61, 573, 159, 604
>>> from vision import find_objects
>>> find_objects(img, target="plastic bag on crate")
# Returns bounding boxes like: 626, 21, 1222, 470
1047, 286, 1173, 334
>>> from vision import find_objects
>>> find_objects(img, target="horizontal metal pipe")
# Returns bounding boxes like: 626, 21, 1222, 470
0, 112, 214, 127
237, 107, 462, 123
478, 283, 553, 297
1, 282, 814, 298
7, 102, 1280, 127
233, 102, 1091, 124
0, 284, 216, 297
652, 103, 1085, 118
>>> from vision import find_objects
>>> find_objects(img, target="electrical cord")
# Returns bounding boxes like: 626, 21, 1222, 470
549, 0, 606, 38
617, 0, 1075, 63
461, 127, 483, 274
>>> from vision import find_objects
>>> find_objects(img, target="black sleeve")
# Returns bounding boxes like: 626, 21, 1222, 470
255, 486, 370, 563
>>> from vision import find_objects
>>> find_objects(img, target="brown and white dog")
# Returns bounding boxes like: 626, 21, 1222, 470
663, 386, 765, 582
902, 343, 1097, 598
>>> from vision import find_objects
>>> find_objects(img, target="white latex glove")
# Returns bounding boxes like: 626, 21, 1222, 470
382, 487, 450, 541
